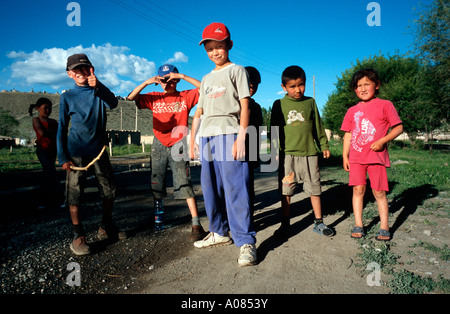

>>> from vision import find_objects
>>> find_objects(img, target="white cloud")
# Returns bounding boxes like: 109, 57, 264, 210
6, 43, 157, 95
164, 51, 188, 64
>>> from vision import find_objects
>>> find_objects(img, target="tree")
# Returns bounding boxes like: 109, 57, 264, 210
411, 0, 449, 139
0, 110, 19, 137
261, 106, 271, 128
322, 54, 433, 139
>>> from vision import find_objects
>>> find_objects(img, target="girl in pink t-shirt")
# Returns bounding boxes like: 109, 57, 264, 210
341, 69, 403, 241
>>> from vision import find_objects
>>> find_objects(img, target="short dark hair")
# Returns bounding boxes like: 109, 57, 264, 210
245, 66, 261, 85
281, 66, 306, 85
351, 68, 381, 90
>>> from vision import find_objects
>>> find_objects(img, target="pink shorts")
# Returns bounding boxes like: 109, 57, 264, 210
348, 163, 389, 191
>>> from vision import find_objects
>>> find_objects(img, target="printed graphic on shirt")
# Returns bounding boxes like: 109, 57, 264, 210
205, 86, 227, 99
351, 111, 376, 152
286, 110, 305, 126
152, 101, 187, 114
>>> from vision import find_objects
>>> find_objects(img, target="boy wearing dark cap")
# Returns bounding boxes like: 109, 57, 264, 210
128, 64, 206, 241
58, 53, 121, 255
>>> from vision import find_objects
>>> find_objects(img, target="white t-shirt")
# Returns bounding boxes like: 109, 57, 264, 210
198, 63, 250, 137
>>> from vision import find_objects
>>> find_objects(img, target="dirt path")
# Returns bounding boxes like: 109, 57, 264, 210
1, 160, 448, 298
131, 170, 388, 294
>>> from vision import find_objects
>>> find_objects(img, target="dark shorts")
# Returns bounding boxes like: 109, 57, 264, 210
65, 152, 116, 206
151, 137, 195, 200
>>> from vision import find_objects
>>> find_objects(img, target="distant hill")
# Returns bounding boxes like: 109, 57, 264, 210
0, 90, 154, 142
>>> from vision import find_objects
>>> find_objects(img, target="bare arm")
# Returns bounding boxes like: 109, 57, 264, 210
370, 124, 404, 152
167, 73, 201, 89
189, 108, 203, 160
32, 118, 45, 137
343, 132, 351, 172
233, 97, 250, 160
127, 77, 159, 102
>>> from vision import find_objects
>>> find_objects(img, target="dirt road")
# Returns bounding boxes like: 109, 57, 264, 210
1, 157, 448, 302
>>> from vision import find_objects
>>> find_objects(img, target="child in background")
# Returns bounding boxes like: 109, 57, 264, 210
245, 66, 263, 212
341, 68, 403, 241
127, 64, 206, 241
190, 22, 257, 266
271, 65, 332, 238
29, 97, 61, 209
57, 53, 122, 255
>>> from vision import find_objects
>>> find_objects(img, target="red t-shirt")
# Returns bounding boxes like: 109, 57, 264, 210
33, 118, 58, 153
137, 89, 199, 147
340, 98, 402, 167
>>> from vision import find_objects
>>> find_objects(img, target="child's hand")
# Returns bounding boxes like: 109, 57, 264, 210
323, 150, 330, 159
146, 76, 159, 85
166, 72, 182, 82
62, 161, 75, 172
343, 159, 350, 172
88, 67, 98, 88
370, 140, 384, 152
189, 142, 199, 160
232, 136, 246, 160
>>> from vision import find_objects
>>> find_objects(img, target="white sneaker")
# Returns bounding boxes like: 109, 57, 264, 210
194, 232, 232, 248
238, 244, 257, 266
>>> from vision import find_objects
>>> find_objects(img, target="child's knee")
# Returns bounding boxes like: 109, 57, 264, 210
372, 189, 386, 199
353, 185, 365, 196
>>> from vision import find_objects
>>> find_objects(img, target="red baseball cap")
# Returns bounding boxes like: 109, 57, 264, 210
199, 22, 230, 45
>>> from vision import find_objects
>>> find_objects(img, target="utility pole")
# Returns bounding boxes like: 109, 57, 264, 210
313, 75, 316, 99
135, 106, 138, 131
120, 107, 123, 130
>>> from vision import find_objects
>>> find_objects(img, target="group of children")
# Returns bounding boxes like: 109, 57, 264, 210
29, 22, 403, 266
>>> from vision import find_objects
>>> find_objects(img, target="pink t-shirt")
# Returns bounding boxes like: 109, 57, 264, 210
137, 89, 199, 147
341, 98, 402, 167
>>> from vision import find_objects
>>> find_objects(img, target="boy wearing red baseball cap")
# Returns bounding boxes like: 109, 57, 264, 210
190, 22, 257, 266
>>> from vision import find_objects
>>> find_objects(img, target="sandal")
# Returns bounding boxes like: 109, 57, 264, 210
313, 222, 334, 237
350, 226, 365, 239
375, 229, 391, 241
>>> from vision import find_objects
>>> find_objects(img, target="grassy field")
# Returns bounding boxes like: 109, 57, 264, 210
326, 140, 449, 293
0, 144, 150, 172
0, 91, 155, 142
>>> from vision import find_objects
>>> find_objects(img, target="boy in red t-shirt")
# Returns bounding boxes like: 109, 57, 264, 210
128, 64, 206, 240
341, 68, 403, 241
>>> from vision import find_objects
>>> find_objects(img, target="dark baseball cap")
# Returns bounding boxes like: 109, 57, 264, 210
66, 53, 92, 71
158, 64, 178, 77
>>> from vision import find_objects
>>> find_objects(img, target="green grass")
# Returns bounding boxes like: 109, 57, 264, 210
0, 144, 150, 173
324, 139, 449, 294
327, 139, 449, 193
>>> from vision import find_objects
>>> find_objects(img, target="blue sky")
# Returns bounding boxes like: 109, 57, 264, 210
0, 0, 429, 112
